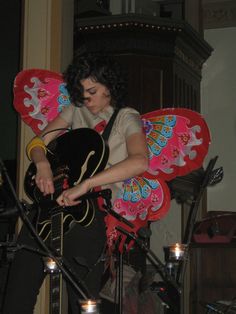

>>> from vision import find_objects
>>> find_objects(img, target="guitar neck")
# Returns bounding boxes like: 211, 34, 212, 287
50, 211, 63, 314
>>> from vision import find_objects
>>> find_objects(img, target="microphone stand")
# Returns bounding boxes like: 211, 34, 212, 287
82, 188, 134, 229
99, 190, 180, 313
96, 189, 134, 314
115, 226, 179, 290
0, 159, 91, 300
115, 225, 181, 313
96, 189, 178, 289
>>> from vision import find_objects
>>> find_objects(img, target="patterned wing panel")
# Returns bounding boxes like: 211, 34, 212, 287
142, 108, 211, 181
13, 69, 71, 134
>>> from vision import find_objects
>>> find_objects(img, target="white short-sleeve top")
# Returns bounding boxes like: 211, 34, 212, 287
59, 104, 143, 202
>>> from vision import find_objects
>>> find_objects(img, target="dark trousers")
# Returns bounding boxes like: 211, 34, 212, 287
2, 208, 106, 314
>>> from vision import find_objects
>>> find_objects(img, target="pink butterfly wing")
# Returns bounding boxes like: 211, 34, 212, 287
106, 176, 171, 251
13, 69, 71, 135
142, 108, 211, 181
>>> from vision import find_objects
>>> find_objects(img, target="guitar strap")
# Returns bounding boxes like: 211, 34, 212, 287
101, 108, 120, 142
94, 108, 120, 211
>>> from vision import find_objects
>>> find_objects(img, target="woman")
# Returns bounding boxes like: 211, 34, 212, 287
3, 52, 148, 314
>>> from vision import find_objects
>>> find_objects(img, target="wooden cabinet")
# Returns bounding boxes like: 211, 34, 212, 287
74, 14, 212, 114
189, 244, 236, 314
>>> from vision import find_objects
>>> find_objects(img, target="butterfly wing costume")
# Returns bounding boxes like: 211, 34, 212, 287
13, 69, 211, 251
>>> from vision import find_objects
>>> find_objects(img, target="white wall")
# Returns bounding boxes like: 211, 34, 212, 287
201, 27, 236, 211
150, 200, 182, 262
109, 0, 122, 14
151, 26, 236, 263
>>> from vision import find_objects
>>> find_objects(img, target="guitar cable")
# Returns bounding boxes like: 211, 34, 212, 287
41, 127, 71, 138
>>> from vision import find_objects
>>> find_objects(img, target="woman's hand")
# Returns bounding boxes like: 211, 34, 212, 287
57, 179, 91, 206
35, 160, 54, 195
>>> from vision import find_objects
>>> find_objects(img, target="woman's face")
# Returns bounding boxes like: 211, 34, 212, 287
80, 77, 111, 115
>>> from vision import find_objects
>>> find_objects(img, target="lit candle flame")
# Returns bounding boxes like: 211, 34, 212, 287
169, 243, 186, 260
80, 299, 99, 313
174, 243, 181, 258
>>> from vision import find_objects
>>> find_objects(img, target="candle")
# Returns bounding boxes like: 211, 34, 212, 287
80, 299, 100, 314
173, 243, 181, 259
169, 243, 186, 261
43, 257, 58, 273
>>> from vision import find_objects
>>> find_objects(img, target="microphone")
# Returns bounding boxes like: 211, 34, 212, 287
116, 226, 152, 241
137, 227, 152, 239
78, 189, 134, 229
115, 226, 136, 241
115, 226, 150, 250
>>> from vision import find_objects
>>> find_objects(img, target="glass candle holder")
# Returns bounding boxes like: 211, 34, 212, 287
168, 243, 187, 261
43, 257, 59, 273
80, 299, 100, 314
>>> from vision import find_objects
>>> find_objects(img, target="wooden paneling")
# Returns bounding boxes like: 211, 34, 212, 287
75, 15, 212, 114
189, 244, 236, 314
115, 55, 165, 113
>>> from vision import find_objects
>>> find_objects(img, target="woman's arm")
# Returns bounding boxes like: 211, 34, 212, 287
57, 131, 149, 206
28, 116, 70, 195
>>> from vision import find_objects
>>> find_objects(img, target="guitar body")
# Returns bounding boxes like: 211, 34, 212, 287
24, 128, 109, 241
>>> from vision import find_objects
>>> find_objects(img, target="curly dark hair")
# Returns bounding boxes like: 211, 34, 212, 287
63, 52, 127, 108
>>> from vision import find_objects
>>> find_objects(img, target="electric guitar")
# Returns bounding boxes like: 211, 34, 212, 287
25, 128, 109, 314
24, 127, 109, 242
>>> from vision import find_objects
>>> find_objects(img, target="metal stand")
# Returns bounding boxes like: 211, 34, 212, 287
0, 159, 133, 313
117, 250, 123, 314
116, 225, 180, 313
177, 156, 223, 287
100, 189, 136, 314
0, 159, 91, 301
